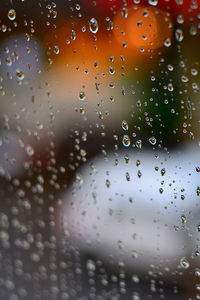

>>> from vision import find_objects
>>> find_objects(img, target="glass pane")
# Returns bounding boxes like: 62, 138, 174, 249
0, 1, 200, 299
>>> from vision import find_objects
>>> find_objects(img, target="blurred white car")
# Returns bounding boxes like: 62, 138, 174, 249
57, 144, 200, 275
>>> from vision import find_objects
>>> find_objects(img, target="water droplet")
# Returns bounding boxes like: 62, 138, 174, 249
6, 57, 12, 67
109, 66, 115, 75
8, 9, 16, 21
161, 168, 166, 176
124, 154, 130, 164
75, 174, 83, 185
195, 268, 200, 277
106, 179, 111, 188
25, 145, 34, 156
190, 25, 197, 36
177, 14, 184, 24
122, 120, 129, 131
149, 136, 157, 145
136, 160, 141, 167
164, 37, 172, 47
196, 166, 200, 172
132, 294, 140, 300
148, 0, 158, 6
53, 45, 60, 54
89, 18, 98, 34
71, 29, 76, 40
122, 135, 131, 147
175, 29, 184, 42
180, 257, 190, 269
167, 64, 174, 71
181, 75, 189, 83
36, 122, 44, 130
86, 259, 96, 271
80, 149, 86, 157
168, 83, 174, 91
135, 140, 142, 149
1, 25, 7, 32
107, 20, 114, 31
16, 71, 25, 81
196, 284, 200, 291
79, 91, 86, 101
191, 68, 198, 76
75, 4, 81, 10
31, 253, 40, 262
181, 214, 186, 223
126, 172, 130, 181
175, 0, 183, 5
132, 275, 140, 283
121, 7, 128, 18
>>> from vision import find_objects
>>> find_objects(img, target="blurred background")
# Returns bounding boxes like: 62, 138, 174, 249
0, 0, 200, 299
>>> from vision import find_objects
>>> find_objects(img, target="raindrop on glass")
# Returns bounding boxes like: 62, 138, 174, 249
8, 9, 16, 21
89, 18, 98, 34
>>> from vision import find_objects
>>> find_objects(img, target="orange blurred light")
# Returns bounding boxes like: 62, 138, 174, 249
45, 24, 116, 66
113, 6, 173, 52
44, 23, 142, 73
44, 17, 163, 78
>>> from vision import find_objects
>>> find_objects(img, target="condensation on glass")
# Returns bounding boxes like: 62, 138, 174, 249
0, 0, 200, 299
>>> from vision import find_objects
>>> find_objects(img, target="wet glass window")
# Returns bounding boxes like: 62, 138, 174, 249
0, 0, 200, 299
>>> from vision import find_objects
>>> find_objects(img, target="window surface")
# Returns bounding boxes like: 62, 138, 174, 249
0, 1, 200, 299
